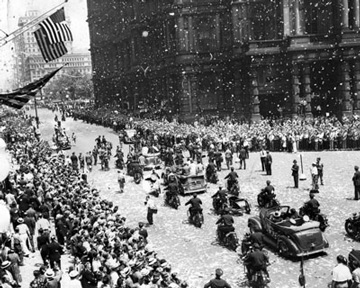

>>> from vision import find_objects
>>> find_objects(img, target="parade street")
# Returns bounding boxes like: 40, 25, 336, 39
32, 107, 360, 287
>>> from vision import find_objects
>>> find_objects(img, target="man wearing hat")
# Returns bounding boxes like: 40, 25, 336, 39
291, 159, 299, 188
69, 270, 82, 288
30, 269, 47, 288
204, 268, 231, 288
353, 165, 360, 200
243, 243, 270, 280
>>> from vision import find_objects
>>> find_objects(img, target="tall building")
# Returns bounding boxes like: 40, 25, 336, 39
14, 10, 92, 87
87, 0, 360, 121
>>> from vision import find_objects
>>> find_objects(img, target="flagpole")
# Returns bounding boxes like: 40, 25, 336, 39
34, 89, 41, 128
0, 0, 69, 47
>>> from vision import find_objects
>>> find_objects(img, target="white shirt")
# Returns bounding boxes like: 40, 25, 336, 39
332, 263, 352, 282
311, 166, 318, 176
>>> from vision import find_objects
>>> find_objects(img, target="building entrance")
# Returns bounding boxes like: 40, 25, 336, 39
259, 93, 286, 119
309, 61, 339, 116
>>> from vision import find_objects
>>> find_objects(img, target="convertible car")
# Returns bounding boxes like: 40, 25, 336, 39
143, 153, 162, 171
248, 206, 329, 258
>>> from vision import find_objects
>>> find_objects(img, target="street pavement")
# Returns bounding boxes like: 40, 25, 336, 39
20, 108, 360, 288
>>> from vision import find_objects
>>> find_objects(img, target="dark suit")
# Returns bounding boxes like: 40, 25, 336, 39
352, 170, 360, 200
265, 153, 272, 175
47, 241, 63, 269
292, 163, 299, 188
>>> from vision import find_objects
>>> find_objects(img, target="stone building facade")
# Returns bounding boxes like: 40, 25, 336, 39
88, 0, 360, 121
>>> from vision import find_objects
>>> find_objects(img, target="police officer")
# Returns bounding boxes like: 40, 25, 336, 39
291, 160, 299, 188
185, 193, 202, 219
244, 243, 269, 278
216, 209, 235, 242
204, 268, 231, 288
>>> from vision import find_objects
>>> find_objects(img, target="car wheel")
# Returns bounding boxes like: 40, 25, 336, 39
257, 195, 264, 207
278, 239, 290, 257
345, 220, 358, 238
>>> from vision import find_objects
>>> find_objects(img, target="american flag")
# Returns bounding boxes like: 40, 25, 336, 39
39, 7, 73, 44
34, 27, 68, 62
0, 67, 63, 109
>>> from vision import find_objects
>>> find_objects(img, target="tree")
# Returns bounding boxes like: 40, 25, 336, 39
43, 70, 94, 101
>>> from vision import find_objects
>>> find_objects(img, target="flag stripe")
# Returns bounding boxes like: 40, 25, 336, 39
0, 68, 62, 110
34, 27, 67, 62
39, 7, 72, 44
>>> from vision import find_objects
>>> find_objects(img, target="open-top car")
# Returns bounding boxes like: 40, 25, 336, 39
178, 174, 207, 195
248, 206, 329, 258
143, 153, 162, 171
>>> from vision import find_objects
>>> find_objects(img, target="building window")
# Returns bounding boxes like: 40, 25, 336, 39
249, 0, 282, 40
304, 0, 333, 34
195, 15, 218, 52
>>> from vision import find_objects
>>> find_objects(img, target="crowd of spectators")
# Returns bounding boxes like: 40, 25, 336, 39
0, 109, 188, 288
68, 104, 360, 153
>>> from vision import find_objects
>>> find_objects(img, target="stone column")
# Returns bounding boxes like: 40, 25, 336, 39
292, 65, 301, 116
340, 0, 349, 29
250, 70, 260, 121
294, 0, 304, 35
302, 64, 312, 115
283, 0, 291, 36
355, 0, 360, 27
340, 61, 352, 116
354, 61, 360, 114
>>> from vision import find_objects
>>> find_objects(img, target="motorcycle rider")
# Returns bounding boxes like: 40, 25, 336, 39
261, 180, 275, 205
225, 167, 238, 190
204, 268, 231, 288
305, 192, 320, 219
216, 208, 235, 242
206, 160, 217, 182
244, 243, 270, 279
212, 185, 228, 212
185, 193, 203, 220
165, 174, 180, 204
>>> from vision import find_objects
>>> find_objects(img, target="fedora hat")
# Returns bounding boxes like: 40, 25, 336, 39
1, 261, 10, 269
45, 269, 55, 278
69, 270, 79, 278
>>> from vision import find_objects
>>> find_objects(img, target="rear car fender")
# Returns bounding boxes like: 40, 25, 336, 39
277, 235, 300, 256
248, 216, 262, 232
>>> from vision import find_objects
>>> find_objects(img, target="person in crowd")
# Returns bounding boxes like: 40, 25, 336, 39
316, 157, 324, 186
265, 151, 272, 175
144, 195, 157, 225
259, 147, 266, 172
291, 159, 299, 188
311, 162, 319, 190
117, 170, 126, 193
204, 268, 231, 288
238, 146, 247, 170
353, 165, 360, 201
331, 255, 352, 288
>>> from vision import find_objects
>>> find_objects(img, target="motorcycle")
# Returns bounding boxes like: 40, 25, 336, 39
240, 240, 270, 288
299, 202, 329, 232
164, 192, 180, 209
187, 209, 204, 228
216, 227, 239, 251
345, 213, 360, 240
212, 196, 228, 215
206, 167, 218, 184
257, 190, 280, 208
115, 158, 124, 169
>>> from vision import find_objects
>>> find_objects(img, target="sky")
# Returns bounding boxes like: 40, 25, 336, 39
7, 0, 90, 51
0, 0, 90, 91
